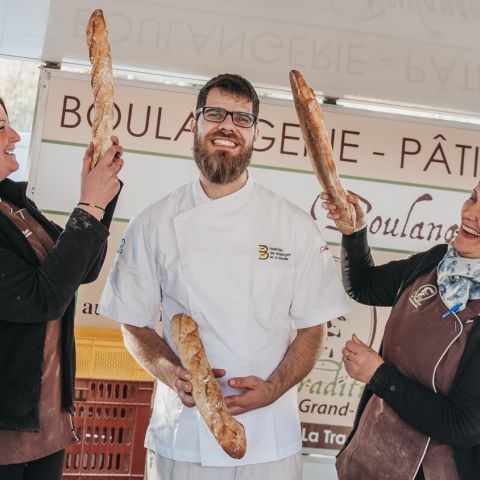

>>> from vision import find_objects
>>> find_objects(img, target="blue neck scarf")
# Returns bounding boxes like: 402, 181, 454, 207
437, 243, 480, 311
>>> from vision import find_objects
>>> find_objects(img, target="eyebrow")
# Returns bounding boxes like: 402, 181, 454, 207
204, 106, 253, 114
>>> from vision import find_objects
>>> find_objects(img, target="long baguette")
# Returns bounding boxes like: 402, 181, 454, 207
171, 314, 246, 459
289, 70, 356, 234
86, 9, 114, 169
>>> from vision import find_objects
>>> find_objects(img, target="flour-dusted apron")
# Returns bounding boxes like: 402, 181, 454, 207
0, 199, 72, 464
336, 268, 477, 480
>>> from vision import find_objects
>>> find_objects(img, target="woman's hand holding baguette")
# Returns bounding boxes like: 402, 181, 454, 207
78, 135, 124, 220
320, 191, 367, 234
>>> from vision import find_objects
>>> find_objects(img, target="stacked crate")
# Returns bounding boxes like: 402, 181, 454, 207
63, 328, 154, 479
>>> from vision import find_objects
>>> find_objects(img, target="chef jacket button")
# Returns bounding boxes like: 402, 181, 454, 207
389, 385, 396, 392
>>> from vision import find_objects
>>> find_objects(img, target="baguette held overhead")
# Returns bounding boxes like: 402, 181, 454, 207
289, 69, 356, 235
86, 9, 114, 170
171, 314, 247, 459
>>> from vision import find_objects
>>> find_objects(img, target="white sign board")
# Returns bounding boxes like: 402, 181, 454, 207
28, 67, 475, 453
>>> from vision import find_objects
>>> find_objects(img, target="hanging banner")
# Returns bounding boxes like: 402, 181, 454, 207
42, 0, 480, 116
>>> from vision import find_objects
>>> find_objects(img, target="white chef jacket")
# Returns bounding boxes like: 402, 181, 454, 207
99, 173, 349, 467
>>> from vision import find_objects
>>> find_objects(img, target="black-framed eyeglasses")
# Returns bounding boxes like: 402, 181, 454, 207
196, 107, 257, 128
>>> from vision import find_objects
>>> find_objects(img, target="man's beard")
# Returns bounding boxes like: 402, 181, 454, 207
193, 130, 253, 184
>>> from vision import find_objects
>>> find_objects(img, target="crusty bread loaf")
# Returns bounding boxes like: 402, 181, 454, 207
86, 9, 114, 169
289, 70, 356, 235
171, 314, 246, 459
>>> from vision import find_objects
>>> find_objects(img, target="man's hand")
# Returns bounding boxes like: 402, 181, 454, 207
342, 334, 384, 383
222, 324, 326, 415
173, 365, 194, 407
224, 376, 276, 415
121, 323, 223, 408
174, 367, 226, 408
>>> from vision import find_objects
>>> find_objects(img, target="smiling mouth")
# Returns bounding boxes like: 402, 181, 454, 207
212, 139, 237, 148
3, 149, 15, 155
462, 225, 480, 237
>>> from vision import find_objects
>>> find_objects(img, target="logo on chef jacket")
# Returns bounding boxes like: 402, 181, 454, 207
117, 238, 126, 255
409, 284, 437, 308
258, 244, 291, 262
258, 244, 269, 260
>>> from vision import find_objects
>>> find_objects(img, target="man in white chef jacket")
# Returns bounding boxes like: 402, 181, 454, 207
99, 73, 349, 480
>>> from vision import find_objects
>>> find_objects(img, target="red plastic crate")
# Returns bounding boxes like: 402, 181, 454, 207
63, 379, 154, 480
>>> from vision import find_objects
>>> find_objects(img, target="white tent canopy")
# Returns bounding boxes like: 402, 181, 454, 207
1, 0, 479, 116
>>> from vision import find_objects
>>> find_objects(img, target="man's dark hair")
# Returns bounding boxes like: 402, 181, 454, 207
196, 73, 259, 117
0, 98, 7, 116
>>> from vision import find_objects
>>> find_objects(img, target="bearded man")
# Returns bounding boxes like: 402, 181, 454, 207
100, 73, 349, 480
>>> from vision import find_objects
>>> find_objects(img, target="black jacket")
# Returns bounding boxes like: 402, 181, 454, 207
0, 178, 118, 431
340, 228, 480, 480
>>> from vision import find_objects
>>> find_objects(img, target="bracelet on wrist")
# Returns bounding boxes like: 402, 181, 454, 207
77, 202, 106, 213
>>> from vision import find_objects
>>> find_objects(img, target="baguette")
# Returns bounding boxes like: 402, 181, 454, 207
289, 70, 356, 234
171, 314, 246, 459
86, 9, 114, 169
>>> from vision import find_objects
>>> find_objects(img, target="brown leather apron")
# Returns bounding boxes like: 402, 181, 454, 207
0, 199, 72, 464
337, 268, 477, 480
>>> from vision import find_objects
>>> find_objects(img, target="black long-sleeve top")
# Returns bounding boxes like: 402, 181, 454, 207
0, 178, 119, 431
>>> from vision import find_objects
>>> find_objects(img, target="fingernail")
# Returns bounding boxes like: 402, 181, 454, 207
229, 379, 236, 386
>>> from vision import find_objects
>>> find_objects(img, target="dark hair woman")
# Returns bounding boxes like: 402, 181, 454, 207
0, 97, 124, 480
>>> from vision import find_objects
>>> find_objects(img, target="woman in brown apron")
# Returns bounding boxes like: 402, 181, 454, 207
322, 186, 480, 480
0, 97, 124, 480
